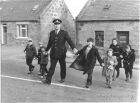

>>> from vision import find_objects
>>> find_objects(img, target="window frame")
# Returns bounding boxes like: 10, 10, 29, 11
16, 24, 28, 38
95, 31, 104, 47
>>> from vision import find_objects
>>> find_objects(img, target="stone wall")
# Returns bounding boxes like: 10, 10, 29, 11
1, 22, 40, 46
40, 0, 76, 46
76, 20, 139, 55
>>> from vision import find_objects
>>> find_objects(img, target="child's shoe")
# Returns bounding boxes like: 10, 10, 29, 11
27, 71, 32, 74
108, 86, 112, 89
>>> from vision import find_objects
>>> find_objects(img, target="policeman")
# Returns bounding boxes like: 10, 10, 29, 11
43, 18, 78, 84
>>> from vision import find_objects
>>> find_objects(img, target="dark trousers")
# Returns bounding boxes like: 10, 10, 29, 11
26, 57, 34, 71
87, 69, 94, 84
124, 64, 133, 79
41, 64, 48, 76
114, 58, 121, 78
46, 57, 66, 83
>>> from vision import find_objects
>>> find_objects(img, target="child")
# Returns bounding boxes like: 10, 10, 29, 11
70, 38, 104, 88
37, 42, 43, 75
103, 49, 118, 88
40, 47, 48, 78
109, 38, 123, 79
24, 39, 37, 74
122, 44, 135, 81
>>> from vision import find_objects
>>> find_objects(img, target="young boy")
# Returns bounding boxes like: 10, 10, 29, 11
103, 49, 118, 88
40, 47, 48, 78
37, 42, 43, 75
70, 38, 104, 88
24, 39, 37, 74
122, 44, 135, 81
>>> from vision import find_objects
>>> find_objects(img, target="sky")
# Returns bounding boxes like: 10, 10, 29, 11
64, 0, 88, 18
0, 0, 89, 18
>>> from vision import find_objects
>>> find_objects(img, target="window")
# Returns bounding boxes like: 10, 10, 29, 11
117, 31, 129, 47
95, 31, 104, 47
17, 24, 28, 38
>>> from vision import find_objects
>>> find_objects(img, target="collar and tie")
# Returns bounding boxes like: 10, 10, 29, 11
55, 30, 60, 35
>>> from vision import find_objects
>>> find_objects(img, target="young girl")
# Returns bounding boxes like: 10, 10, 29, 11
70, 38, 104, 88
103, 49, 118, 88
40, 47, 48, 78
122, 44, 135, 81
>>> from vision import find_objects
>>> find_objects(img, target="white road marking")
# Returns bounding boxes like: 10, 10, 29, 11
0, 75, 90, 91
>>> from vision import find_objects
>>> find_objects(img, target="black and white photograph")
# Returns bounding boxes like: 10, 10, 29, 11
0, 0, 140, 102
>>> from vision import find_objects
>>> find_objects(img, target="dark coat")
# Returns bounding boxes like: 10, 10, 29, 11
109, 44, 123, 58
40, 52, 48, 65
46, 29, 75, 59
24, 44, 37, 59
122, 49, 135, 69
70, 45, 103, 74
37, 48, 42, 64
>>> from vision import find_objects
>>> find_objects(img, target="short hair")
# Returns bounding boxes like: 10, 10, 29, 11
87, 38, 94, 42
112, 38, 118, 43
107, 48, 113, 54
125, 44, 131, 50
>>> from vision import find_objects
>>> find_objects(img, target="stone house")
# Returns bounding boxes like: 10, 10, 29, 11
0, 0, 76, 46
76, 0, 139, 55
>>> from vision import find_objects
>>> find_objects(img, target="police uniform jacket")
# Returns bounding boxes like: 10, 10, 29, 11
24, 44, 37, 58
46, 30, 75, 59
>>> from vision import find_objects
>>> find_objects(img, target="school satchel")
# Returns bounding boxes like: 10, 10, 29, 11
32, 58, 38, 66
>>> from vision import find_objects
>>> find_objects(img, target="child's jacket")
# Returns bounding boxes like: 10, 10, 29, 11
102, 56, 118, 77
24, 44, 37, 58
37, 48, 42, 64
122, 49, 135, 68
40, 52, 48, 65
103, 56, 118, 69
70, 45, 103, 74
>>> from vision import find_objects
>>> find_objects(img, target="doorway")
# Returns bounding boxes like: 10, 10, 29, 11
2, 24, 7, 44
117, 31, 129, 47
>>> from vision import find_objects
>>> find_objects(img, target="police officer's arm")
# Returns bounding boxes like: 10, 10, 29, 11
65, 31, 75, 50
95, 48, 103, 66
46, 33, 53, 52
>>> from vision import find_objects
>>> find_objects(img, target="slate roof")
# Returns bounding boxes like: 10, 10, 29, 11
0, 0, 52, 22
77, 0, 140, 21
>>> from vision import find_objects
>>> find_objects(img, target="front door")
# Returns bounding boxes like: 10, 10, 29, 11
117, 31, 129, 47
2, 24, 7, 44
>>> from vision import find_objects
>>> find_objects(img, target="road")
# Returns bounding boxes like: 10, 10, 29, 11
1, 46, 139, 102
